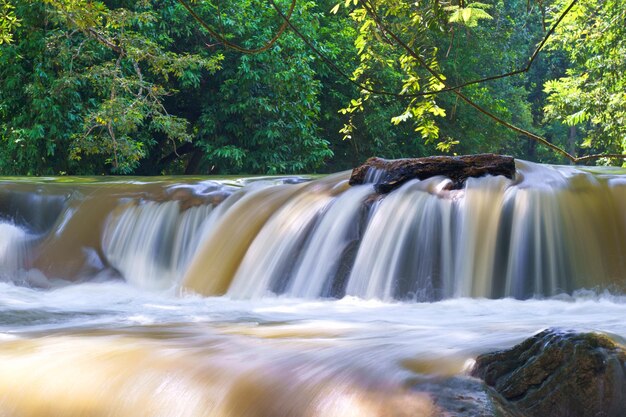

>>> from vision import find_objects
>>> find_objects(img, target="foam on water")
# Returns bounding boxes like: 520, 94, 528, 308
0, 281, 625, 416
1, 281, 624, 359
0, 164, 624, 416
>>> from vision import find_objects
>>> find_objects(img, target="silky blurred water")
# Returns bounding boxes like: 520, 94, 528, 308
0, 162, 624, 416
2, 280, 625, 374
0, 278, 624, 416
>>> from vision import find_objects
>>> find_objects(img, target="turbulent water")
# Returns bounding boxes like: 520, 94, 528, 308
0, 161, 624, 416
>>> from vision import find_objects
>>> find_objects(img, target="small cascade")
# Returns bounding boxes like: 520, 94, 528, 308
0, 223, 30, 280
453, 175, 512, 298
183, 173, 349, 296
285, 185, 372, 298
102, 201, 217, 289
226, 191, 335, 298
363, 166, 387, 184
0, 190, 67, 234
345, 177, 456, 301
182, 184, 306, 295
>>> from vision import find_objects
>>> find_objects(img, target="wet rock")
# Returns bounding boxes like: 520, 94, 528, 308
411, 376, 522, 417
205, 190, 233, 206
471, 328, 626, 417
349, 154, 516, 193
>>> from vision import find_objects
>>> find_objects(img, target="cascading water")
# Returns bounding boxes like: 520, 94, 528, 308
178, 161, 625, 300
0, 223, 30, 281
0, 162, 623, 417
102, 201, 216, 289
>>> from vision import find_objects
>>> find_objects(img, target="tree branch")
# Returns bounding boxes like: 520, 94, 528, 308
158, 141, 196, 166
268, 0, 581, 100
442, 0, 579, 91
177, 0, 296, 54
359, 0, 625, 163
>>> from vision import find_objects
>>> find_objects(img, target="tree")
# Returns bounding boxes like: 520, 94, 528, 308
434, 0, 539, 158
329, 0, 624, 164
0, 0, 221, 174
1, 0, 623, 174
1, 0, 339, 175
0, 0, 18, 45
332, 0, 544, 158
334, 0, 449, 149
543, 0, 626, 161
181, 0, 333, 174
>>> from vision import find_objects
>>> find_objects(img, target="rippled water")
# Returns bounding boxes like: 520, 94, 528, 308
0, 162, 624, 416
0, 281, 624, 416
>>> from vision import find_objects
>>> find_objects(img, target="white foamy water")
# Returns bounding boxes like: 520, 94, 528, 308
0, 281, 624, 416
0, 223, 32, 283
2, 281, 624, 357
102, 201, 217, 290
0, 164, 624, 416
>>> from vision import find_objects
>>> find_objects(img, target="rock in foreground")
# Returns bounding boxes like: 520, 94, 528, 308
471, 328, 626, 417
349, 154, 516, 193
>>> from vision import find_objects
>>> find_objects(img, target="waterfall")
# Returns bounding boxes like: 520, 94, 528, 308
0, 162, 623, 299
101, 201, 217, 289
345, 178, 454, 300
0, 165, 623, 417
178, 161, 625, 300
285, 185, 372, 298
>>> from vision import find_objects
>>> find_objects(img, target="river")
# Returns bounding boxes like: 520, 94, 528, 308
0, 161, 624, 416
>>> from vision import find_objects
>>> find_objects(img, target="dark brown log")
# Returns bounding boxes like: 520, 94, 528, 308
349, 154, 516, 193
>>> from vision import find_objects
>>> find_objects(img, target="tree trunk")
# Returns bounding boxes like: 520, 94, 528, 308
568, 126, 577, 165
349, 154, 516, 193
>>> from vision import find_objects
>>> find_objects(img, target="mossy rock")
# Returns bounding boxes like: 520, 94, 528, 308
472, 328, 626, 417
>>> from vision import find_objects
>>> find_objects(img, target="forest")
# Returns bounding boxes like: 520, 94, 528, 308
0, 0, 623, 175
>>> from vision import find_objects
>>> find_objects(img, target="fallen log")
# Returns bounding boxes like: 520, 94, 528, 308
349, 154, 516, 193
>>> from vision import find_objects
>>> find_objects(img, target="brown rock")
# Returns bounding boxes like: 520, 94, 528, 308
471, 328, 626, 417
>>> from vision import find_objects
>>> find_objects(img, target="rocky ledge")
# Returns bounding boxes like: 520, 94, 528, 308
349, 154, 516, 193
471, 328, 626, 417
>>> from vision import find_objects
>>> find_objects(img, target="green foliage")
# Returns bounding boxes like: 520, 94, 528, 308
0, 0, 19, 45
543, 0, 626, 160
0, 0, 338, 175
335, 0, 449, 150
436, 0, 542, 158
44, 0, 222, 173
444, 2, 493, 28
0, 0, 623, 174
334, 0, 548, 160
184, 0, 332, 174
0, 0, 221, 174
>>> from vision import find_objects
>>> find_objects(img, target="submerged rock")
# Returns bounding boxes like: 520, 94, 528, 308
349, 154, 516, 193
471, 328, 626, 417
411, 376, 522, 417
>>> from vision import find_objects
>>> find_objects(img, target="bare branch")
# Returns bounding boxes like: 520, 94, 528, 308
133, 60, 144, 97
